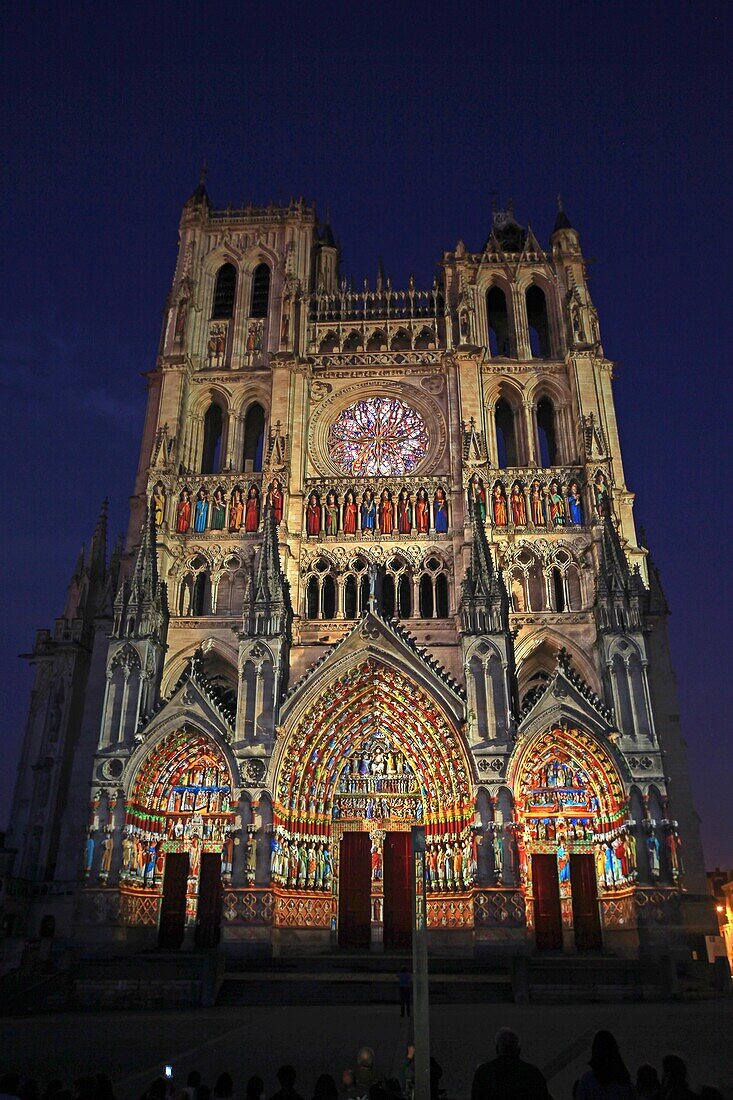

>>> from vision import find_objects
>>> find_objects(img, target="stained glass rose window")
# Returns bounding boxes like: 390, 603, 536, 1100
328, 397, 429, 477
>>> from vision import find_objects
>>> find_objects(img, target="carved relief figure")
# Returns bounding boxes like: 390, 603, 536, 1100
176, 489, 192, 533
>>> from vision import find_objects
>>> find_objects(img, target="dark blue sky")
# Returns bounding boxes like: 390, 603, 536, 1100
2, 3, 731, 865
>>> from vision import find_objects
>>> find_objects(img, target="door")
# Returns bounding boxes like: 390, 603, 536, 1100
531, 853, 563, 951
158, 852, 189, 949
195, 852, 223, 949
570, 853, 602, 951
338, 832, 371, 948
383, 832, 412, 949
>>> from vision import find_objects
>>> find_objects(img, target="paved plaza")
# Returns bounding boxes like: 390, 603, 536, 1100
2, 998, 732, 1100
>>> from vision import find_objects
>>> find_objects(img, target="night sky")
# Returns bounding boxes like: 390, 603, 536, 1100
2, 4, 731, 866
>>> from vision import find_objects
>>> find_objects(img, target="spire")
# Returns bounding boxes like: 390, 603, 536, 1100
553, 193, 573, 232
460, 498, 510, 634
247, 507, 292, 638
594, 517, 643, 633
184, 161, 209, 209
89, 498, 108, 579
120, 506, 168, 640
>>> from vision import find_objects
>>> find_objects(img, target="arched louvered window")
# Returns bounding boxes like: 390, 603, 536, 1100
486, 286, 510, 356
526, 285, 551, 358
250, 263, 271, 318
536, 398, 558, 466
495, 399, 519, 467
243, 404, 265, 472
212, 263, 237, 319
201, 404, 224, 474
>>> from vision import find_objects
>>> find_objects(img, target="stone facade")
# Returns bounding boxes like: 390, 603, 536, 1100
1, 181, 715, 960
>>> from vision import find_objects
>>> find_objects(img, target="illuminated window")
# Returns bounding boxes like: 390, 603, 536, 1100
328, 397, 429, 477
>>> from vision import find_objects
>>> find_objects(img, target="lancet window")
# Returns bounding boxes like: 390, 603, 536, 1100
526, 284, 551, 358
201, 402, 225, 475
486, 285, 511, 357
242, 403, 266, 472
250, 263, 271, 318
178, 555, 213, 617
212, 263, 237, 319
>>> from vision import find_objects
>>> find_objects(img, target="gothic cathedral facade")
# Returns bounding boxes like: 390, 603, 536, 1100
2, 181, 713, 959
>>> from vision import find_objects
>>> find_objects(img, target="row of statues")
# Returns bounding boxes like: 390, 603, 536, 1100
306, 487, 449, 536
426, 835, 478, 890
270, 836, 334, 890
167, 481, 283, 535
468, 474, 584, 528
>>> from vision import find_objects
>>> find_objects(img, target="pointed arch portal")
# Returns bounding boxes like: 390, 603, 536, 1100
508, 725, 631, 951
271, 658, 476, 944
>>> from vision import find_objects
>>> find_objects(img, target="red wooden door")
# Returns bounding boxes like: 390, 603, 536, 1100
338, 832, 371, 948
570, 853, 602, 951
195, 852, 223, 948
158, 852, 189, 949
531, 853, 563, 951
383, 832, 412, 949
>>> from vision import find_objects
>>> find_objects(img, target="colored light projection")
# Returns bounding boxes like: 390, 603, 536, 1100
328, 397, 429, 478
511, 726, 626, 850
273, 659, 474, 842
124, 729, 236, 864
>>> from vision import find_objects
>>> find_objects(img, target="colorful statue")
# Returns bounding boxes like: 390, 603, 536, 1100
100, 834, 114, 876
229, 487, 244, 532
324, 491, 339, 535
567, 480, 583, 525
397, 489, 412, 533
176, 489, 192, 533
194, 487, 209, 533
467, 474, 487, 521
245, 485, 260, 532
493, 829, 505, 881
361, 490, 376, 531
434, 488, 449, 533
646, 832, 660, 878
267, 478, 284, 525
530, 480, 545, 526
510, 482, 526, 526
557, 841, 570, 884
211, 487, 226, 530
548, 480, 566, 527
306, 492, 322, 536
594, 472, 610, 517
152, 482, 166, 528
379, 489, 394, 534
343, 490, 358, 535
492, 483, 508, 526
415, 489, 430, 534
221, 833, 234, 878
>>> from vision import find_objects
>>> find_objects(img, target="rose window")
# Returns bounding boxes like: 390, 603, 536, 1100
327, 397, 429, 477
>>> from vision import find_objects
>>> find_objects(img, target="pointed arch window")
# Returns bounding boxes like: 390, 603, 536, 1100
250, 263, 271, 318
201, 403, 224, 474
486, 286, 510, 356
495, 398, 518, 467
526, 285, 551, 358
212, 263, 237, 319
243, 403, 265, 472
536, 397, 558, 466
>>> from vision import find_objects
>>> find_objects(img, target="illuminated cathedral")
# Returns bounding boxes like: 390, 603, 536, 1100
2, 179, 715, 961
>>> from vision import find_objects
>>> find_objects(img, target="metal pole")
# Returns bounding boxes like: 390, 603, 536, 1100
411, 826, 431, 1100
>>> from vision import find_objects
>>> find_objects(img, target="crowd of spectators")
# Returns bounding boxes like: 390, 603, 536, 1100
0, 1029, 727, 1100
